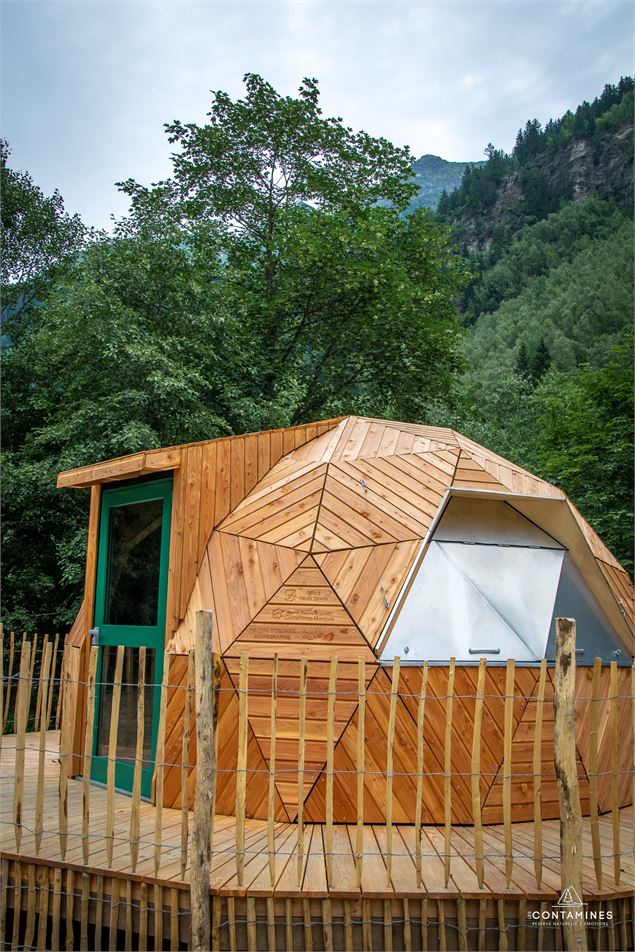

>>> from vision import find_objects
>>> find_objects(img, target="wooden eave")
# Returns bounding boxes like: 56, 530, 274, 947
56, 446, 183, 488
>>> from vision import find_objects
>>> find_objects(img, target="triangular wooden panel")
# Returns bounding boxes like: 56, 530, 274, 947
453, 431, 558, 490
452, 451, 509, 492
481, 671, 591, 823
218, 462, 327, 549
171, 419, 344, 631
311, 454, 450, 552
452, 433, 562, 499
234, 584, 370, 661
574, 665, 633, 812
596, 560, 635, 629
325, 460, 437, 539
323, 453, 452, 542
162, 659, 290, 820
244, 555, 355, 629
172, 534, 305, 654
316, 541, 420, 648
303, 666, 473, 823
224, 656, 376, 820
330, 418, 460, 462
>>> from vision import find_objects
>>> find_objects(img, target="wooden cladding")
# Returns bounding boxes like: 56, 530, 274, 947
161, 654, 633, 826
166, 420, 344, 636
59, 415, 635, 792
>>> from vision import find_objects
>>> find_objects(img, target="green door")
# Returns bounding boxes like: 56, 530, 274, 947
91, 477, 172, 796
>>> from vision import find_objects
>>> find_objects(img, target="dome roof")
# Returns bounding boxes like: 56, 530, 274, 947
161, 415, 633, 823
170, 416, 633, 660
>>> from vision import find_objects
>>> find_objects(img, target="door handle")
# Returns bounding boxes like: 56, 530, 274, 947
89, 627, 100, 646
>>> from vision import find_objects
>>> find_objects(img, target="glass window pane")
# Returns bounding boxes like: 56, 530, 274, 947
106, 499, 163, 626
380, 541, 538, 663
96, 646, 156, 766
438, 542, 564, 659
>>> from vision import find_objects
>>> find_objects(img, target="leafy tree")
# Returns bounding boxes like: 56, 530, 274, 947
1, 139, 86, 319
2, 213, 234, 629
2, 76, 470, 629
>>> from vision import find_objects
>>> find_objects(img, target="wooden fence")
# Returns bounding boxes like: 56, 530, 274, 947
1, 618, 634, 952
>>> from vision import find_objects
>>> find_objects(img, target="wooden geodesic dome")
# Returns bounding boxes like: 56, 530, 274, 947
59, 416, 634, 824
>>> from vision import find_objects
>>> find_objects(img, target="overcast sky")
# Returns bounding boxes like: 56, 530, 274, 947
2, 0, 633, 229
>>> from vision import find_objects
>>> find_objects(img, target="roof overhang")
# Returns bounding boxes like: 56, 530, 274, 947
57, 446, 182, 489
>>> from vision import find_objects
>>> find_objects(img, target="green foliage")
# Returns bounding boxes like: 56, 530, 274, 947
596, 89, 635, 131
462, 198, 626, 324
530, 337, 551, 381
463, 208, 633, 396
530, 335, 634, 572
1, 75, 469, 630
515, 77, 634, 158
408, 154, 485, 212
1, 139, 86, 318
446, 333, 634, 573
159, 73, 418, 235
437, 144, 512, 221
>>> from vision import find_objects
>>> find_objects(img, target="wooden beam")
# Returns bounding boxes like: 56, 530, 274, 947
57, 448, 182, 489
191, 610, 215, 952
554, 618, 587, 952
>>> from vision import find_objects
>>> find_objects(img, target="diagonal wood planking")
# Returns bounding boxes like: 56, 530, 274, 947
163, 655, 290, 819
481, 669, 591, 823
224, 656, 376, 820
315, 541, 420, 649
169, 536, 306, 654
303, 665, 475, 824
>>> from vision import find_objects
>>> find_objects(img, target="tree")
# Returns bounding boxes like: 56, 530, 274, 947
1, 139, 86, 318
1, 216, 234, 630
531, 337, 551, 381
120, 74, 469, 418
515, 340, 530, 376
2, 77, 470, 628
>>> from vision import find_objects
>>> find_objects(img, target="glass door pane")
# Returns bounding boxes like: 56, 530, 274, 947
106, 499, 163, 626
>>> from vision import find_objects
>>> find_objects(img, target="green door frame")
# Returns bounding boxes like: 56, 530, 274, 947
91, 476, 172, 797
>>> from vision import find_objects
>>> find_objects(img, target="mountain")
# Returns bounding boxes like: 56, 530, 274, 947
407, 153, 485, 211
430, 78, 635, 573
437, 78, 634, 255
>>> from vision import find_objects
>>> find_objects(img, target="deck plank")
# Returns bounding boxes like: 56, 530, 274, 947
0, 731, 633, 903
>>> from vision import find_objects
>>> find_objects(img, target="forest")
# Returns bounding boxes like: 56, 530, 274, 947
1, 73, 633, 631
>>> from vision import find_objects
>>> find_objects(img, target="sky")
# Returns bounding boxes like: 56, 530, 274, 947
2, 0, 633, 230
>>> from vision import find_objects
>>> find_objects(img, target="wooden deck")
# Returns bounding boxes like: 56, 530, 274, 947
2, 731, 633, 903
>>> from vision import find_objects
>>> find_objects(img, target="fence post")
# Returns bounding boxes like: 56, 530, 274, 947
191, 610, 214, 952
554, 617, 588, 952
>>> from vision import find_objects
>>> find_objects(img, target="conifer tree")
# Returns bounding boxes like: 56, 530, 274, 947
515, 340, 530, 377
531, 337, 551, 381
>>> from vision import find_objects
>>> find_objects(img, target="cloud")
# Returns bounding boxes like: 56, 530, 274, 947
2, 0, 632, 228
